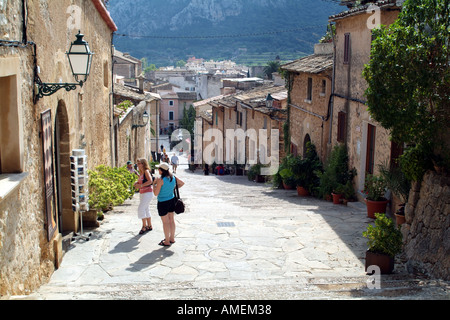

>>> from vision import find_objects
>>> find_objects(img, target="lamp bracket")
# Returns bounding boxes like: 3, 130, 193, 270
132, 123, 147, 129
34, 73, 83, 102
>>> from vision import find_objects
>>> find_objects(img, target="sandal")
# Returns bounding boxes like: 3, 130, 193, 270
158, 240, 171, 246
139, 228, 146, 235
146, 226, 153, 232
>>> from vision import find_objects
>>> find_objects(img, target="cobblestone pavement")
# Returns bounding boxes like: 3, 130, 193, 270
10, 156, 450, 300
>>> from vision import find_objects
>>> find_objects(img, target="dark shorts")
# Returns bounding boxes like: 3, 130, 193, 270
157, 197, 176, 217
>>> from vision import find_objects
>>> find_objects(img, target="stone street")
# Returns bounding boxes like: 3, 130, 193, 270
13, 156, 449, 300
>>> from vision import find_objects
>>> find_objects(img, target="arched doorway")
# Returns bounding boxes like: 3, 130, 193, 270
303, 134, 311, 158
54, 101, 75, 233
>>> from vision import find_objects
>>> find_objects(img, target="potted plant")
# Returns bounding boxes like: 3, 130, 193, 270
278, 154, 297, 190
248, 163, 266, 183
364, 174, 388, 219
293, 142, 322, 197
363, 213, 403, 274
317, 144, 355, 201
379, 163, 410, 225
331, 183, 344, 204
341, 180, 356, 205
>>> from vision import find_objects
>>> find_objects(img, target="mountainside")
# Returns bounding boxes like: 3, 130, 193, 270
107, 0, 343, 67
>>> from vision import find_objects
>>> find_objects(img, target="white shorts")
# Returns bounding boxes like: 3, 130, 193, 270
138, 192, 154, 219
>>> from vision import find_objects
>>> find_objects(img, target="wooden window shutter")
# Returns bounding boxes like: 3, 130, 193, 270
337, 111, 346, 142
366, 124, 376, 174
344, 33, 350, 64
307, 77, 313, 101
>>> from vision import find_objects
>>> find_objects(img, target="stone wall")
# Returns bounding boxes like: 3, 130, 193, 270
289, 73, 331, 162
403, 171, 450, 280
0, 0, 115, 296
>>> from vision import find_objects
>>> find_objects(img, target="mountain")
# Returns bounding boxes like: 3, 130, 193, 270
106, 0, 343, 67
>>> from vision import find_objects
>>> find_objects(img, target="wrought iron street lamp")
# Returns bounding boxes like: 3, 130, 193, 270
132, 111, 149, 129
35, 31, 94, 101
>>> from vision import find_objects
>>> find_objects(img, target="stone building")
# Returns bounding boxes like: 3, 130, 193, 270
113, 82, 161, 165
329, 1, 401, 200
0, 0, 117, 296
113, 48, 142, 86
196, 85, 287, 171
330, 0, 449, 280
281, 43, 333, 162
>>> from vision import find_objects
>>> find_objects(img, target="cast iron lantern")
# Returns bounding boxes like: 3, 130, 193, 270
35, 31, 94, 102
66, 31, 94, 83
132, 111, 149, 129
265, 93, 274, 108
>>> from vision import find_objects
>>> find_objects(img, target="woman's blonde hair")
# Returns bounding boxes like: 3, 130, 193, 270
137, 158, 151, 173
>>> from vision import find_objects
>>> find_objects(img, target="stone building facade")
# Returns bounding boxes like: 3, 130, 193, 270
0, 0, 117, 296
196, 85, 287, 171
281, 43, 333, 162
113, 81, 161, 165
329, 2, 401, 199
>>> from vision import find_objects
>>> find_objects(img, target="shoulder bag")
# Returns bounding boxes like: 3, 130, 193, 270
174, 177, 185, 214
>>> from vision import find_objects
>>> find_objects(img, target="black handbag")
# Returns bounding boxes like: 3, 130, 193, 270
174, 177, 185, 214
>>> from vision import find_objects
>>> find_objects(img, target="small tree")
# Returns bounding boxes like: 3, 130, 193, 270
263, 60, 281, 80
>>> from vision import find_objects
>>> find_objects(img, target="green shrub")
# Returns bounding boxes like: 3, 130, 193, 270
318, 144, 356, 199
363, 213, 403, 257
88, 165, 138, 212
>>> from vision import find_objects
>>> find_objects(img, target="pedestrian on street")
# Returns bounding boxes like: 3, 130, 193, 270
153, 162, 185, 246
163, 152, 170, 163
134, 158, 154, 235
126, 160, 139, 177
170, 153, 179, 173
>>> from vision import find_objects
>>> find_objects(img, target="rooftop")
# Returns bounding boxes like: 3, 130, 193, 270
281, 54, 333, 74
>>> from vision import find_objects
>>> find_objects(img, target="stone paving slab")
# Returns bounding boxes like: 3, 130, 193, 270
9, 158, 450, 300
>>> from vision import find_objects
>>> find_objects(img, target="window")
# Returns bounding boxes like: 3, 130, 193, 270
103, 61, 109, 88
321, 79, 326, 95
307, 77, 313, 101
337, 111, 346, 143
0, 67, 23, 174
169, 100, 174, 106
169, 111, 174, 121
344, 33, 351, 64
236, 111, 243, 126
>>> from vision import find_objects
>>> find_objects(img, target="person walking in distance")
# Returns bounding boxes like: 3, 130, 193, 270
152, 162, 184, 246
170, 153, 179, 174
134, 158, 154, 235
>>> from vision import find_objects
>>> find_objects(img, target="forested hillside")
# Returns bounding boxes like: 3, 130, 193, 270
107, 0, 343, 67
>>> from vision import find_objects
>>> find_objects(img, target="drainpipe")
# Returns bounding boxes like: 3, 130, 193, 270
328, 22, 337, 150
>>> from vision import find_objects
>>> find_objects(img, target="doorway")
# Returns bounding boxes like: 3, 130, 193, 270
54, 101, 74, 233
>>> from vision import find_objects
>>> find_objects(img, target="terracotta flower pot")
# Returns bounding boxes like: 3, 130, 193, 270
395, 213, 406, 225
331, 193, 342, 204
365, 250, 394, 274
282, 182, 294, 190
365, 198, 388, 219
296, 186, 309, 196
